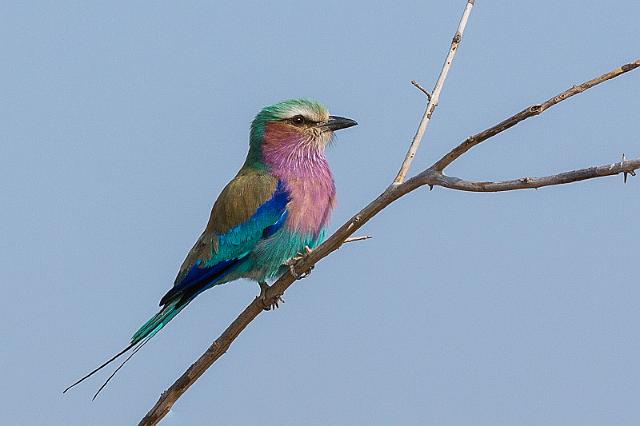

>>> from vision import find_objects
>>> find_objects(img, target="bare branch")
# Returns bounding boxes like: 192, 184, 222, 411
393, 0, 474, 184
431, 59, 640, 171
139, 299, 265, 425
418, 157, 640, 192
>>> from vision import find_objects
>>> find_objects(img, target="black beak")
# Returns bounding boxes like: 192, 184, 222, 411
319, 115, 358, 132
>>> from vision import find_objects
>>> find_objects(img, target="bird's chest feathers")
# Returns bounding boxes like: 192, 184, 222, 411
261, 128, 336, 235
284, 176, 336, 234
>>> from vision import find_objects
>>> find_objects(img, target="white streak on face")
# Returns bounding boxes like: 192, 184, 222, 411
282, 104, 329, 123
278, 101, 334, 148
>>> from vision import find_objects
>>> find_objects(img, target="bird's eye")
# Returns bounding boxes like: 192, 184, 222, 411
291, 115, 305, 125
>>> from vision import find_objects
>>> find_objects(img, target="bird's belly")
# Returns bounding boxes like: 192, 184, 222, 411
247, 228, 324, 281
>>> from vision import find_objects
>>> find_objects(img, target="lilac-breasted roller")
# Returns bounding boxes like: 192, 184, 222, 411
65, 99, 357, 397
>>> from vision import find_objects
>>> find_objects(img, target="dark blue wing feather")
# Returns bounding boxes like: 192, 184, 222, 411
262, 209, 289, 238
159, 258, 241, 306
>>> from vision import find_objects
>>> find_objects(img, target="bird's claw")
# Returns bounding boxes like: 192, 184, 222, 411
258, 282, 284, 311
286, 246, 314, 280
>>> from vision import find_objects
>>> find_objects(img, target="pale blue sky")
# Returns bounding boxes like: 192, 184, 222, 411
2, 1, 640, 425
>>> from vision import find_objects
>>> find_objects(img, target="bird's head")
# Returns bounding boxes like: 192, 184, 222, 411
247, 99, 357, 169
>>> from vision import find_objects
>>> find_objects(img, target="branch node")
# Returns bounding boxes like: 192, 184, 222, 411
529, 104, 543, 114
621, 153, 633, 183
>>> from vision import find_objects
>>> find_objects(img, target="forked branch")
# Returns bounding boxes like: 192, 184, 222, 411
393, 0, 475, 184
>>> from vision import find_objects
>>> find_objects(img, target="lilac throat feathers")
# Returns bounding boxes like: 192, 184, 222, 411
261, 122, 336, 235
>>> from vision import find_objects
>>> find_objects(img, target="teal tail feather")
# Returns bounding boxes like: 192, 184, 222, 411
130, 299, 185, 345
63, 298, 192, 397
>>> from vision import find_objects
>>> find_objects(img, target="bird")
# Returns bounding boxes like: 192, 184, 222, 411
64, 98, 357, 398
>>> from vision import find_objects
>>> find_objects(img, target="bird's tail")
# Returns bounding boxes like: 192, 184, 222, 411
63, 297, 191, 398
130, 298, 185, 345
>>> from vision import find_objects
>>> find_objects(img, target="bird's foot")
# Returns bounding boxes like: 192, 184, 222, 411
286, 246, 314, 279
258, 281, 284, 311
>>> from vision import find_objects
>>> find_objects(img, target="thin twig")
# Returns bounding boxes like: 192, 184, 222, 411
343, 235, 372, 243
393, 0, 474, 184
411, 80, 432, 100
431, 59, 640, 172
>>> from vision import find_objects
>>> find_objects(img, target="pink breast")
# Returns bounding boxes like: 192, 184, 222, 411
284, 176, 336, 234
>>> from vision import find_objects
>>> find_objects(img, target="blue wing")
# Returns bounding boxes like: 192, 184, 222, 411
159, 180, 289, 306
